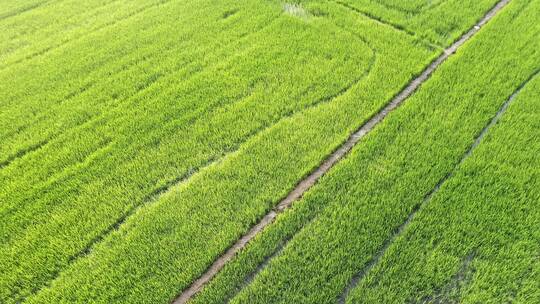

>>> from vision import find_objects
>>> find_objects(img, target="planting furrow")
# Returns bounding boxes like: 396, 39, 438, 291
338, 68, 539, 304
174, 1, 509, 303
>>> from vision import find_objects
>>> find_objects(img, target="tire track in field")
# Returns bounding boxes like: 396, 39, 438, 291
0, 14, 281, 173
24, 44, 375, 302
172, 1, 510, 303
338, 67, 539, 304
0, 0, 174, 70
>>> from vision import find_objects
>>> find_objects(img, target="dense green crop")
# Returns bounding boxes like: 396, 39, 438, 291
17, 8, 436, 304
1, 0, 534, 303
190, 0, 540, 303
1, 0, 431, 302
348, 71, 540, 304
0, 0, 278, 166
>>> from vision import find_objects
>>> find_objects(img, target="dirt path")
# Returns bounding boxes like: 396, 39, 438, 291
172, 1, 511, 303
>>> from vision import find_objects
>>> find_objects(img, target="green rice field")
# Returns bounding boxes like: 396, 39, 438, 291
1, 0, 538, 303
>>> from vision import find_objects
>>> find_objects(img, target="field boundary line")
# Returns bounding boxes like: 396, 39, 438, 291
172, 1, 511, 303
338, 67, 539, 304
333, 0, 416, 37
355, 0, 446, 15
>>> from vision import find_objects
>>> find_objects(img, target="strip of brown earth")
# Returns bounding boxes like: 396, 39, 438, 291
338, 67, 539, 304
172, 1, 510, 303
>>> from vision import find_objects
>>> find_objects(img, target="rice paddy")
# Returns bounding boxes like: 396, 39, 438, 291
1, 0, 538, 303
